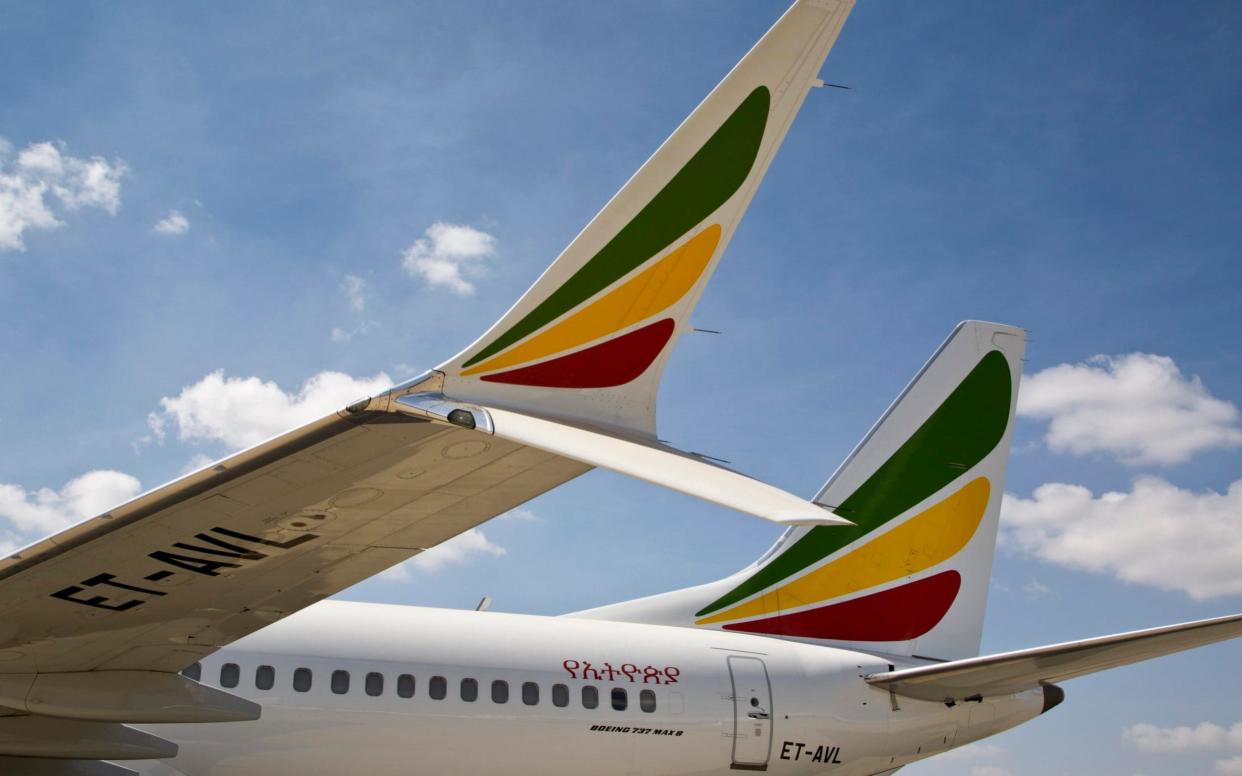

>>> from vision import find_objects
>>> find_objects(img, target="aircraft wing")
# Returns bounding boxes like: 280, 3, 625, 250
0, 382, 843, 681
0, 0, 857, 678
867, 612, 1242, 703
0, 396, 585, 679
0, 0, 856, 760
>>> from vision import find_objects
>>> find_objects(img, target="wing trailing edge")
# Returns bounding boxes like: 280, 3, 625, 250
867, 612, 1242, 703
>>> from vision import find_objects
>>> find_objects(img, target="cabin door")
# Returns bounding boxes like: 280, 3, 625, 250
727, 655, 773, 770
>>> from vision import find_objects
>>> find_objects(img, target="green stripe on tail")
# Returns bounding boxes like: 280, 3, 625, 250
695, 349, 1013, 618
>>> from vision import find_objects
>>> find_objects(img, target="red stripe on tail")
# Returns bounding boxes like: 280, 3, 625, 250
480, 319, 675, 389
721, 571, 961, 642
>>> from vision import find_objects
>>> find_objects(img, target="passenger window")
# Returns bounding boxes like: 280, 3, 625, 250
220, 663, 239, 689
552, 683, 569, 708
611, 687, 628, 711
182, 662, 202, 681
331, 670, 350, 695
522, 682, 539, 706
430, 676, 447, 700
293, 667, 312, 692
461, 678, 478, 702
397, 674, 415, 698
640, 689, 656, 713
366, 672, 384, 697
582, 685, 599, 709
492, 680, 509, 704
255, 665, 275, 691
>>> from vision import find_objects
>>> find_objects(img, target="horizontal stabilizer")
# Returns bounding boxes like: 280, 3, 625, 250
867, 612, 1242, 703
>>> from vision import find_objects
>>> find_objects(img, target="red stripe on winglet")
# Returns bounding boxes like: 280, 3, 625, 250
480, 319, 675, 389
721, 571, 961, 642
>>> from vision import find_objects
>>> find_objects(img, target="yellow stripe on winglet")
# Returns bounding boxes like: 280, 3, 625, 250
696, 477, 991, 625
461, 225, 721, 377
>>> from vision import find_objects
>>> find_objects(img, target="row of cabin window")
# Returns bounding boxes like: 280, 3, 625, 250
184, 662, 656, 712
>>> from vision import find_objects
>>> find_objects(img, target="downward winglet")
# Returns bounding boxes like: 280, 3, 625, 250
390, 391, 849, 529
484, 407, 848, 528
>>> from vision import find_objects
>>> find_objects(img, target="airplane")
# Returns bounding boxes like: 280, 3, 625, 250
1, 1, 1239, 774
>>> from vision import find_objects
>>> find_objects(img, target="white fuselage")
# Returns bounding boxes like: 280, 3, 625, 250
135, 601, 1044, 776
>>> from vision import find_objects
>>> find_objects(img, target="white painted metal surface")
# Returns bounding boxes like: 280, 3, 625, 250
123, 601, 1047, 776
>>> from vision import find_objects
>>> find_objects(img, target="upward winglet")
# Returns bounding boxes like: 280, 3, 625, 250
435, 0, 855, 437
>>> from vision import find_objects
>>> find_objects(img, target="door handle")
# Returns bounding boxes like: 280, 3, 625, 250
747, 710, 770, 720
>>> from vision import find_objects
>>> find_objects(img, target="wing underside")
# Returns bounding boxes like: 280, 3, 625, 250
0, 405, 588, 677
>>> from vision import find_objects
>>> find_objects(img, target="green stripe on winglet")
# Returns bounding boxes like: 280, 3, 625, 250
696, 350, 1013, 618
463, 86, 770, 368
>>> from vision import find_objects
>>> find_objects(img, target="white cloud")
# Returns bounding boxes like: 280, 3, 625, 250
1124, 720, 1242, 774
1, 159, 59, 251
0, 470, 142, 536
343, 274, 367, 312
179, 453, 218, 476
1022, 577, 1052, 599
153, 209, 189, 235
378, 528, 506, 580
146, 411, 166, 444
329, 275, 379, 342
0, 139, 126, 251
152, 369, 392, 450
1002, 477, 1242, 599
500, 507, 541, 523
1019, 354, 1242, 465
330, 321, 379, 343
1123, 721, 1242, 753
401, 222, 496, 295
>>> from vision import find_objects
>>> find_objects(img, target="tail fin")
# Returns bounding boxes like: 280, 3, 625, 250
436, 0, 855, 437
574, 322, 1027, 661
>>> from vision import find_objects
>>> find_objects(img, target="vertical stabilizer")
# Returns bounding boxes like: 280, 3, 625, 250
574, 322, 1027, 661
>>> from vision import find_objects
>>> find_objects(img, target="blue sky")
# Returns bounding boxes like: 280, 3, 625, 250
2, 1, 1242, 773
